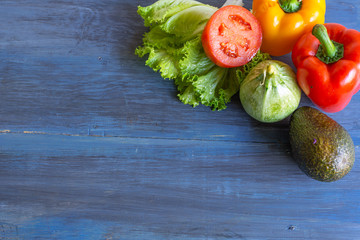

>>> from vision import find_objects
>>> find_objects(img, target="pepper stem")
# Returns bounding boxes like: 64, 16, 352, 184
278, 0, 302, 13
312, 24, 336, 57
312, 24, 344, 64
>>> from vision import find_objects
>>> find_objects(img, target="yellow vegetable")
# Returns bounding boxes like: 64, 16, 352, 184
252, 0, 326, 56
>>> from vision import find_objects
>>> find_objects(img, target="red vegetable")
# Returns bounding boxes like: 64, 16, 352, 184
292, 23, 360, 113
201, 5, 262, 68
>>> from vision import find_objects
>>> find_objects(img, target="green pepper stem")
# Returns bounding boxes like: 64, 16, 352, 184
278, 0, 302, 13
312, 24, 344, 64
312, 24, 336, 57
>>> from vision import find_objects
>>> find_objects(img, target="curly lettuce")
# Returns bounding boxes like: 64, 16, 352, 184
135, 0, 270, 110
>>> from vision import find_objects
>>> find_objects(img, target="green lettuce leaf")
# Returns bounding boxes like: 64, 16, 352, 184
135, 0, 270, 110
137, 0, 204, 27
161, 5, 217, 38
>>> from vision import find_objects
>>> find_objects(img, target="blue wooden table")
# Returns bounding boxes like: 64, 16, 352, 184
1, 0, 359, 239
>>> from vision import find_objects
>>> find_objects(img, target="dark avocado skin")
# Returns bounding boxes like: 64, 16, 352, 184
289, 106, 355, 182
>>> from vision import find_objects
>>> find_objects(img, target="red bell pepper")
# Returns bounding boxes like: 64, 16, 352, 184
292, 23, 360, 113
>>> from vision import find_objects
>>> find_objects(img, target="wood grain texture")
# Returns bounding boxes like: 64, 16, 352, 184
0, 0, 360, 239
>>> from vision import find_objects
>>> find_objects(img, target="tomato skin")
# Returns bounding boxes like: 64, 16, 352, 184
201, 5, 262, 68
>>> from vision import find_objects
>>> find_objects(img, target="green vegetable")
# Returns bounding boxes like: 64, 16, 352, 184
239, 60, 301, 122
135, 0, 270, 110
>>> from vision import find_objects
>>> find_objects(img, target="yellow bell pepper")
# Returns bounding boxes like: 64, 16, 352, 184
252, 0, 326, 56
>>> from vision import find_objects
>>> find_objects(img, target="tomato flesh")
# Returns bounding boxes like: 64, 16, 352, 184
201, 5, 262, 68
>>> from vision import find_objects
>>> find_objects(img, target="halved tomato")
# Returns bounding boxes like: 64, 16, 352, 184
201, 5, 262, 68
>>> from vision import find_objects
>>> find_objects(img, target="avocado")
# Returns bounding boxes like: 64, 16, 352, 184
289, 106, 355, 182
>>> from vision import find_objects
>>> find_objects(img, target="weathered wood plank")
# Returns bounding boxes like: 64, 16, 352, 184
1, 133, 360, 239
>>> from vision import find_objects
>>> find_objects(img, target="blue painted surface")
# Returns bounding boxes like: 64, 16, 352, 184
0, 0, 360, 239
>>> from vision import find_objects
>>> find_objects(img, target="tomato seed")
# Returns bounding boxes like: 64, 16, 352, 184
229, 15, 252, 31
218, 23, 229, 37
220, 42, 239, 58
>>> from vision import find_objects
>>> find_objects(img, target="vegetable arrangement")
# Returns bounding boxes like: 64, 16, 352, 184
136, 0, 359, 114
135, 0, 270, 111
136, 0, 360, 181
